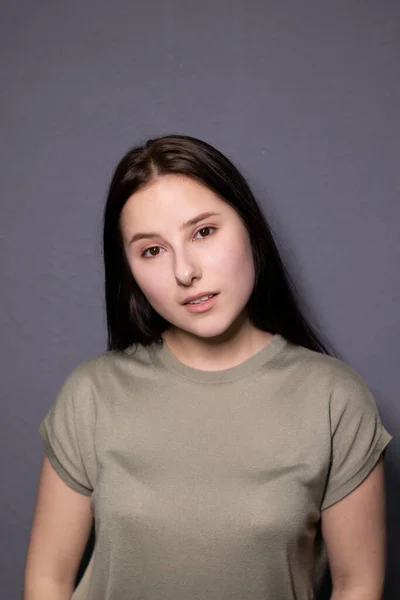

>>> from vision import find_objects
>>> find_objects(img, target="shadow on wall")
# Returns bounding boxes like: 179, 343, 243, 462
383, 451, 400, 599
75, 525, 95, 590
74, 454, 399, 599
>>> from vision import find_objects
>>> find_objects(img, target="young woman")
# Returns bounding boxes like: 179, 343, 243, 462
24, 135, 392, 600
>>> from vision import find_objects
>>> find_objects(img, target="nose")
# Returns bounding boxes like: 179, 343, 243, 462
173, 247, 201, 286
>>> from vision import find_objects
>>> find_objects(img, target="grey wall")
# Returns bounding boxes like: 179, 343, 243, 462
1, 1, 398, 598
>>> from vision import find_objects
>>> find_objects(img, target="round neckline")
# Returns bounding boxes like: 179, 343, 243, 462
150, 333, 288, 383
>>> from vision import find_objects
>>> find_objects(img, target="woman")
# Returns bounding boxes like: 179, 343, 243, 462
24, 134, 392, 600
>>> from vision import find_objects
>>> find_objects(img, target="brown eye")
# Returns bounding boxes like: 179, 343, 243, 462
142, 246, 162, 258
195, 226, 215, 239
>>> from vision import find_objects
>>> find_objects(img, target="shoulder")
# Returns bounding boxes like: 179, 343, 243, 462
59, 343, 159, 397
281, 340, 373, 401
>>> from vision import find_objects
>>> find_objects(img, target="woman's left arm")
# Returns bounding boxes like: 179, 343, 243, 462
321, 455, 387, 600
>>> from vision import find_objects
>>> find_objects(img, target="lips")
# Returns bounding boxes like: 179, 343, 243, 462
183, 293, 219, 312
182, 292, 218, 305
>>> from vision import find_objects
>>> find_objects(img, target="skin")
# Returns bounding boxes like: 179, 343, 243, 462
24, 173, 387, 599
120, 173, 274, 370
24, 456, 93, 599
321, 455, 387, 599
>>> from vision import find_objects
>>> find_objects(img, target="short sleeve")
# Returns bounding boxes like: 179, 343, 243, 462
320, 365, 392, 510
39, 365, 97, 496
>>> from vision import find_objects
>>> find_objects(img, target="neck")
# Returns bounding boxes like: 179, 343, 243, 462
162, 315, 274, 372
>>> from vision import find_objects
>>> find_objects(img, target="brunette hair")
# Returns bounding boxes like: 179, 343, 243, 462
103, 134, 336, 356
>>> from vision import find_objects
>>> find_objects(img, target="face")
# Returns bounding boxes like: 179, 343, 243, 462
120, 174, 256, 341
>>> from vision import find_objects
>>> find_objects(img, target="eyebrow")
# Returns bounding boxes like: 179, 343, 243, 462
127, 211, 221, 246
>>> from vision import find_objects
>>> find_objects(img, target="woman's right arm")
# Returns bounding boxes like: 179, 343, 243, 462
23, 454, 94, 600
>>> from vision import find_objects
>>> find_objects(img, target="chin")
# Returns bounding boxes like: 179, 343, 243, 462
192, 329, 228, 340
187, 319, 239, 340
162, 305, 246, 340
163, 318, 227, 339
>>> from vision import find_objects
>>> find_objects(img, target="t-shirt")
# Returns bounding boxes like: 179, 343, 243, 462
39, 333, 392, 600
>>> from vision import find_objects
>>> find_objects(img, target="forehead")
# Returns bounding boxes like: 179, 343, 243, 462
121, 174, 230, 225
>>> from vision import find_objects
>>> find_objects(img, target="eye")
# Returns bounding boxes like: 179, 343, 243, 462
194, 226, 215, 239
141, 246, 164, 258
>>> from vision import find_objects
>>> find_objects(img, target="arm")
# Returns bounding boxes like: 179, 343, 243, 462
23, 454, 93, 600
321, 455, 387, 600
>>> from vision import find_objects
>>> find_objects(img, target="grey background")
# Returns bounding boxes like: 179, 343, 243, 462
1, 0, 399, 598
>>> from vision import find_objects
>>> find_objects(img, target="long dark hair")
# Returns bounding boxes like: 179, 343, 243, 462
103, 134, 336, 357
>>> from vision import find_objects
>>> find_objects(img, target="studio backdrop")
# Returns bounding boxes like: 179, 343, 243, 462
0, 1, 398, 598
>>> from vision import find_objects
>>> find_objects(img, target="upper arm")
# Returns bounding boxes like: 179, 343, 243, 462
24, 454, 93, 586
321, 454, 387, 597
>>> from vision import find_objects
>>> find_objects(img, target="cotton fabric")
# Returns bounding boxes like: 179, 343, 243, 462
39, 333, 392, 599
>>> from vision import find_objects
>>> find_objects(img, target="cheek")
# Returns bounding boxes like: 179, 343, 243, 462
207, 233, 254, 281
129, 261, 171, 303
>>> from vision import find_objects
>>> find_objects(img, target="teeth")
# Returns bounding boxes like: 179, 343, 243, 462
188, 294, 214, 305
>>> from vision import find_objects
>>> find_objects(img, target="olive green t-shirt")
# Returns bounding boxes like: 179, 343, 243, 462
39, 333, 392, 600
